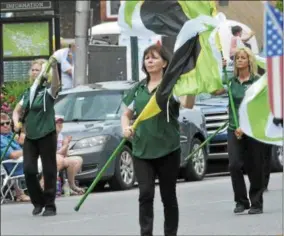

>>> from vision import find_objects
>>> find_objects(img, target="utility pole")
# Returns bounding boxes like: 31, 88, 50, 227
54, 0, 61, 51
74, 1, 90, 86
130, 37, 139, 81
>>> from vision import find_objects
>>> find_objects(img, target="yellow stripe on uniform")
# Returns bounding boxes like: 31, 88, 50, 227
132, 94, 162, 130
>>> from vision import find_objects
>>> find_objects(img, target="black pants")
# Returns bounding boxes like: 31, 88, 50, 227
134, 149, 181, 236
264, 144, 272, 189
228, 130, 266, 209
23, 131, 57, 210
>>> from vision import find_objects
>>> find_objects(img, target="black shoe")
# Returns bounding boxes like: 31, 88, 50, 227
42, 208, 57, 217
234, 203, 250, 213
248, 207, 263, 214
32, 206, 44, 216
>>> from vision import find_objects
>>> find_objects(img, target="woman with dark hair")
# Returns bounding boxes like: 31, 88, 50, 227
121, 44, 195, 236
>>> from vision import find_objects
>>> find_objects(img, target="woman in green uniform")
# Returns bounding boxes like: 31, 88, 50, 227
121, 44, 195, 236
215, 48, 268, 215
13, 58, 60, 216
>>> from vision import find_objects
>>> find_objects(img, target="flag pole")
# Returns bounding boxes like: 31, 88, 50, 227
75, 95, 158, 210
184, 121, 228, 161
74, 138, 127, 211
223, 63, 239, 127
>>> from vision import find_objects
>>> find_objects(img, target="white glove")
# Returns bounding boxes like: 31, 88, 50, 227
37, 158, 43, 174
52, 48, 69, 64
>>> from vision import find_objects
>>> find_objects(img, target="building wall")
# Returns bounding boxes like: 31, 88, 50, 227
217, 1, 276, 47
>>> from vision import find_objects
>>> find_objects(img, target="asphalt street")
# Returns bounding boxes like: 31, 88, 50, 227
1, 173, 283, 235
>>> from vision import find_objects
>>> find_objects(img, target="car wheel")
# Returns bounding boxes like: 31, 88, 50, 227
184, 138, 207, 181
271, 146, 283, 172
109, 146, 135, 190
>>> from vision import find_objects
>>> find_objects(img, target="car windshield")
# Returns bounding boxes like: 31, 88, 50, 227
54, 90, 125, 122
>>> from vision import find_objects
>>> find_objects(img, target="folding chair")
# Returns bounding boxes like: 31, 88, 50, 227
1, 159, 26, 204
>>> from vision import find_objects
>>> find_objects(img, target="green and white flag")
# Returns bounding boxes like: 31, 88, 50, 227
239, 74, 283, 146
170, 15, 223, 96
255, 55, 266, 70
118, 0, 224, 97
118, 0, 217, 37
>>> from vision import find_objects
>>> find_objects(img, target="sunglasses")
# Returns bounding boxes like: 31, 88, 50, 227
1, 121, 11, 126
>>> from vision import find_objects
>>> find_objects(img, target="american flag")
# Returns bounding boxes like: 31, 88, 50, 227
265, 2, 283, 120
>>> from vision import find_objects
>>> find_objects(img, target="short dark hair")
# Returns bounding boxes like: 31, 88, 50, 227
142, 44, 172, 81
231, 25, 242, 36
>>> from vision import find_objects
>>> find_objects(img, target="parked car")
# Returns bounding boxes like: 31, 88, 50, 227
195, 93, 229, 160
54, 81, 209, 190
195, 92, 283, 172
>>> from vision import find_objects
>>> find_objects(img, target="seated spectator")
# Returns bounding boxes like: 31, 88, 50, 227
230, 25, 255, 59
55, 115, 85, 194
0, 113, 30, 202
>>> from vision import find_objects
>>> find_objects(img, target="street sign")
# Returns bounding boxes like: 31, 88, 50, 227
1, 1, 54, 12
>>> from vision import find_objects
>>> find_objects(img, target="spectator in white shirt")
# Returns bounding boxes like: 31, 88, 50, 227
54, 43, 75, 91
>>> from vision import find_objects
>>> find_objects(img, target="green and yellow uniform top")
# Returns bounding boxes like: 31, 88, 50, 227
19, 84, 56, 140
228, 74, 259, 130
123, 79, 181, 159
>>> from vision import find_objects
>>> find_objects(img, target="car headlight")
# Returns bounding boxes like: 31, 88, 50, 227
73, 135, 110, 149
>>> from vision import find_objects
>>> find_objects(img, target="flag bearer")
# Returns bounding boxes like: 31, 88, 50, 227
121, 44, 195, 236
214, 48, 268, 215
13, 58, 60, 216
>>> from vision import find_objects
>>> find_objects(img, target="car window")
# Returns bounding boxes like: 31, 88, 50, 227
54, 94, 73, 117
54, 91, 124, 121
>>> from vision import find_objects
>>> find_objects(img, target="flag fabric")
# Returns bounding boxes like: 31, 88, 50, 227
239, 74, 283, 146
118, 0, 216, 37
255, 55, 266, 70
118, 0, 223, 120
29, 62, 50, 107
264, 2, 283, 120
156, 15, 223, 111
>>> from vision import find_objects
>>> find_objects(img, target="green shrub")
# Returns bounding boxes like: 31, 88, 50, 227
1, 80, 30, 114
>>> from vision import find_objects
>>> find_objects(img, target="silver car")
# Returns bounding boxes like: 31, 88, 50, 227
54, 81, 209, 190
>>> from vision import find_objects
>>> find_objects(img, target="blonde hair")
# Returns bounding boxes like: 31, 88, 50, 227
233, 48, 257, 77
29, 59, 53, 83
